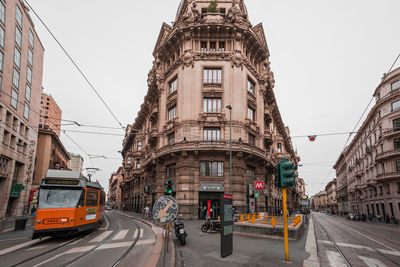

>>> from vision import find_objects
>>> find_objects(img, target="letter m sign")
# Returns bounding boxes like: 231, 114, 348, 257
255, 181, 264, 190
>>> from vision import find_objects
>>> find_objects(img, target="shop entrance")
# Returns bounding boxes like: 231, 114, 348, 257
198, 192, 222, 220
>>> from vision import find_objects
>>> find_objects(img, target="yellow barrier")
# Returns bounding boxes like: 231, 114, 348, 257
237, 214, 302, 227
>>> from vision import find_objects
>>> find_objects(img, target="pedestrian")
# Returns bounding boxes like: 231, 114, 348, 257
31, 206, 37, 214
144, 206, 150, 219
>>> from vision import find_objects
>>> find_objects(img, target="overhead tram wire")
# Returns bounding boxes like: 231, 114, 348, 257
318, 51, 400, 190
24, 0, 125, 130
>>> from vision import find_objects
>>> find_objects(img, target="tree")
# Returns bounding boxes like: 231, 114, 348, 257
207, 0, 219, 13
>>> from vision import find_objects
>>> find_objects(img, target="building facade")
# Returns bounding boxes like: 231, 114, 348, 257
121, 0, 301, 219
325, 178, 338, 214
33, 129, 70, 187
334, 67, 400, 220
0, 0, 45, 217
312, 191, 327, 212
108, 166, 123, 209
39, 92, 61, 137
68, 152, 84, 172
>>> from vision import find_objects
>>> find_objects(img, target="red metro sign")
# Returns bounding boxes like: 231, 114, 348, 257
255, 181, 264, 190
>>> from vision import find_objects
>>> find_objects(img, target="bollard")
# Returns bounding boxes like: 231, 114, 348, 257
271, 217, 276, 227
251, 214, 255, 224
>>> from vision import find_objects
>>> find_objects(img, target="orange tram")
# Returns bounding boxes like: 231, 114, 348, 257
33, 170, 105, 239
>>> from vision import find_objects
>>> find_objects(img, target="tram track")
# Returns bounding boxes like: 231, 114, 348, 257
314, 213, 400, 267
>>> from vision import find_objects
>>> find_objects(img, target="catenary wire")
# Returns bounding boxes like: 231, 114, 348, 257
24, 0, 125, 130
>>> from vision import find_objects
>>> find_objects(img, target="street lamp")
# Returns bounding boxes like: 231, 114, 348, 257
226, 105, 232, 194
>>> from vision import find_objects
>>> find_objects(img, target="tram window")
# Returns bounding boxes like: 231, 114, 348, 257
77, 190, 85, 207
86, 189, 99, 206
38, 189, 83, 209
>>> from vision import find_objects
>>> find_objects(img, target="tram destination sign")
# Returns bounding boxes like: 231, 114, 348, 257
153, 196, 179, 225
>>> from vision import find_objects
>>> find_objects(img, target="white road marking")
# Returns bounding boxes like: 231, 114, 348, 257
99, 215, 109, 230
26, 244, 48, 251
133, 229, 139, 239
140, 228, 143, 238
97, 239, 155, 250
359, 256, 388, 267
0, 237, 49, 255
33, 245, 96, 267
112, 229, 129, 240
318, 240, 400, 257
326, 251, 348, 267
89, 230, 112, 243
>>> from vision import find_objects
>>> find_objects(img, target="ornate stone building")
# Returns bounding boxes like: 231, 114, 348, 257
334, 67, 400, 220
325, 178, 338, 214
121, 0, 301, 219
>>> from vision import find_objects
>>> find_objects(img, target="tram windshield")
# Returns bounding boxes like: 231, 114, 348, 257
38, 188, 84, 209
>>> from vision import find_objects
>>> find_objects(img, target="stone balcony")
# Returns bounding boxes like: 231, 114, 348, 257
264, 129, 272, 141
376, 148, 400, 161
383, 128, 400, 139
202, 13, 224, 23
376, 171, 400, 182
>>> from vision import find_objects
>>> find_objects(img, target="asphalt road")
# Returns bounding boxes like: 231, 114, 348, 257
0, 211, 155, 267
313, 212, 400, 267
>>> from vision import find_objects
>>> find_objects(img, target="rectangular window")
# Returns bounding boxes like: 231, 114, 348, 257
248, 106, 255, 120
166, 164, 176, 179
25, 84, 31, 102
136, 159, 141, 169
16, 5, 23, 28
200, 161, 224, 176
277, 143, 282, 153
203, 127, 220, 141
392, 100, 400, 112
201, 41, 207, 52
248, 78, 255, 94
86, 189, 99, 207
23, 103, 29, 120
203, 68, 222, 84
27, 67, 32, 84
14, 47, 21, 68
247, 166, 255, 179
0, 27, 4, 48
137, 141, 142, 151
168, 106, 176, 121
0, 51, 3, 71
11, 89, 18, 109
127, 157, 131, 164
392, 80, 400, 91
15, 27, 22, 48
396, 160, 400, 172
248, 133, 255, 145
0, 76, 2, 94
0, 2, 5, 25
169, 77, 178, 94
218, 41, 225, 52
13, 68, 20, 88
168, 132, 175, 145
393, 119, 400, 132
28, 49, 33, 66
29, 30, 34, 48
203, 97, 221, 113
209, 41, 216, 52
394, 138, 400, 149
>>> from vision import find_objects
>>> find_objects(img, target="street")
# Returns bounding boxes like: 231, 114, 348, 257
0, 211, 156, 267
313, 212, 400, 267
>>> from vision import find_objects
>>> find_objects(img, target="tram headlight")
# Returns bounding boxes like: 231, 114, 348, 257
61, 218, 68, 223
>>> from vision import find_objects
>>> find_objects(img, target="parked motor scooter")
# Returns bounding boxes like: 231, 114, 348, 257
201, 217, 221, 233
174, 220, 187, 245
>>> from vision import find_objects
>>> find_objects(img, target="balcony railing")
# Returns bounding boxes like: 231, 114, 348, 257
376, 171, 400, 181
376, 148, 400, 161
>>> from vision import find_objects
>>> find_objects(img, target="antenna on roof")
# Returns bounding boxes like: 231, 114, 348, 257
84, 167, 100, 182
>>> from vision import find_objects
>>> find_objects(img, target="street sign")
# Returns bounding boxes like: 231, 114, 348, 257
255, 181, 264, 190
220, 194, 233, 258
255, 193, 260, 198
153, 196, 179, 225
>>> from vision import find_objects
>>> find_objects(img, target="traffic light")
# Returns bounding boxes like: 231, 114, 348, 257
274, 158, 297, 188
164, 179, 174, 195
279, 157, 297, 187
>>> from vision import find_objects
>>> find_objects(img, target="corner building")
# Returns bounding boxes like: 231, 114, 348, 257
122, 0, 300, 219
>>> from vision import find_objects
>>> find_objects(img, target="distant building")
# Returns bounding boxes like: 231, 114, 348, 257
69, 153, 84, 172
33, 129, 70, 187
334, 67, 400, 219
325, 178, 338, 214
108, 167, 123, 209
313, 191, 327, 212
39, 93, 61, 137
0, 0, 45, 217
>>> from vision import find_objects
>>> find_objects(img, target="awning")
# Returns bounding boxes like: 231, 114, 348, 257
198, 183, 224, 192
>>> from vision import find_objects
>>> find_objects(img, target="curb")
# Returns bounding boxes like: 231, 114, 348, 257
113, 211, 163, 267
303, 215, 320, 267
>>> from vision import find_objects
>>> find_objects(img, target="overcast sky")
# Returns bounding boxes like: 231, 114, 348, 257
27, 0, 400, 196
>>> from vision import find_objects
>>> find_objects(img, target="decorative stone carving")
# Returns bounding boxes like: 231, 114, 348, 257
182, 50, 195, 67
225, 0, 247, 24
182, 2, 202, 24
230, 51, 244, 68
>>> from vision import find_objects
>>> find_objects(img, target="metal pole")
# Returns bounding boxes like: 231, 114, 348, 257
229, 108, 232, 194
283, 188, 290, 262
